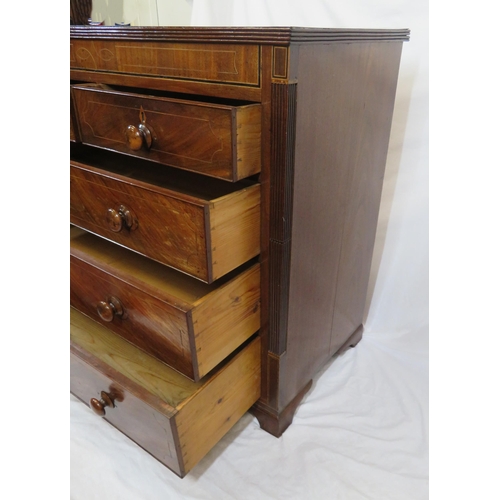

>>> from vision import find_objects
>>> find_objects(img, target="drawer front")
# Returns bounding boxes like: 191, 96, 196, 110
70, 162, 260, 282
70, 228, 261, 380
70, 350, 183, 475
70, 309, 261, 477
70, 256, 195, 378
72, 85, 261, 181
70, 162, 208, 280
70, 39, 260, 87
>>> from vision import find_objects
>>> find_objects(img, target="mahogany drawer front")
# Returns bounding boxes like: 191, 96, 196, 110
70, 39, 260, 87
70, 157, 261, 283
71, 84, 261, 181
70, 308, 261, 477
70, 228, 261, 381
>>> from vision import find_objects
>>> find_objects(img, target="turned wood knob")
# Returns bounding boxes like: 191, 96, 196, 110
125, 107, 153, 151
90, 391, 115, 416
106, 205, 138, 232
126, 124, 144, 150
96, 296, 124, 322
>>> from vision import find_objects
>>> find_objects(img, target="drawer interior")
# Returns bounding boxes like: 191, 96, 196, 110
71, 307, 204, 407
70, 144, 258, 200
72, 83, 256, 107
70, 308, 261, 476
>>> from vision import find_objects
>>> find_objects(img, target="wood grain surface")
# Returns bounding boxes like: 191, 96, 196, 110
69, 26, 408, 455
70, 308, 261, 477
279, 41, 405, 412
70, 227, 261, 380
70, 155, 260, 282
71, 84, 261, 181
70, 39, 261, 86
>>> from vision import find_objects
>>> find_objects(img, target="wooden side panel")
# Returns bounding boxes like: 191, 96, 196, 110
328, 43, 404, 355
282, 42, 405, 410
210, 184, 261, 280
191, 264, 261, 378
72, 85, 261, 181
70, 39, 261, 86
70, 256, 195, 379
175, 338, 261, 474
69, 163, 211, 282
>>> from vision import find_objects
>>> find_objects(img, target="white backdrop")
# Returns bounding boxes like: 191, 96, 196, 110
69, 1, 429, 498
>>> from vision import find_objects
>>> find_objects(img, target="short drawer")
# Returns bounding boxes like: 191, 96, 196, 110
70, 308, 261, 477
70, 227, 260, 381
70, 149, 261, 283
71, 84, 261, 181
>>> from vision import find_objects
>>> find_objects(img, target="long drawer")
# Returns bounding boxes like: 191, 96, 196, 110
71, 84, 261, 181
70, 227, 261, 381
70, 38, 260, 87
70, 308, 261, 477
70, 148, 261, 283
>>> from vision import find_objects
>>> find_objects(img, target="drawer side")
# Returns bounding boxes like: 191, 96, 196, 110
210, 184, 261, 280
192, 264, 261, 378
175, 337, 261, 474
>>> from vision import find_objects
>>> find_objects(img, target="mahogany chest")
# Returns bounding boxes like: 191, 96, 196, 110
70, 26, 408, 477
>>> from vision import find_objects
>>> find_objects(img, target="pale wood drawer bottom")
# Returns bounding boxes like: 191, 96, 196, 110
70, 308, 261, 477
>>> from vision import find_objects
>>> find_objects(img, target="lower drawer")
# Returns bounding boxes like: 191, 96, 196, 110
70, 308, 261, 477
70, 227, 261, 381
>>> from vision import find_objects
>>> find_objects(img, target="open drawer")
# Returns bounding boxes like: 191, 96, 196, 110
71, 84, 261, 181
70, 227, 260, 381
70, 148, 261, 283
70, 308, 261, 477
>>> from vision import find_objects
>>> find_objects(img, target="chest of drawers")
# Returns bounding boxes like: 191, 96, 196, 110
70, 26, 409, 477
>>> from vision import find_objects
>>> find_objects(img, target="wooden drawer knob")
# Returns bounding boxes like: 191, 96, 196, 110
90, 391, 115, 417
106, 205, 138, 232
125, 106, 153, 151
96, 296, 124, 322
